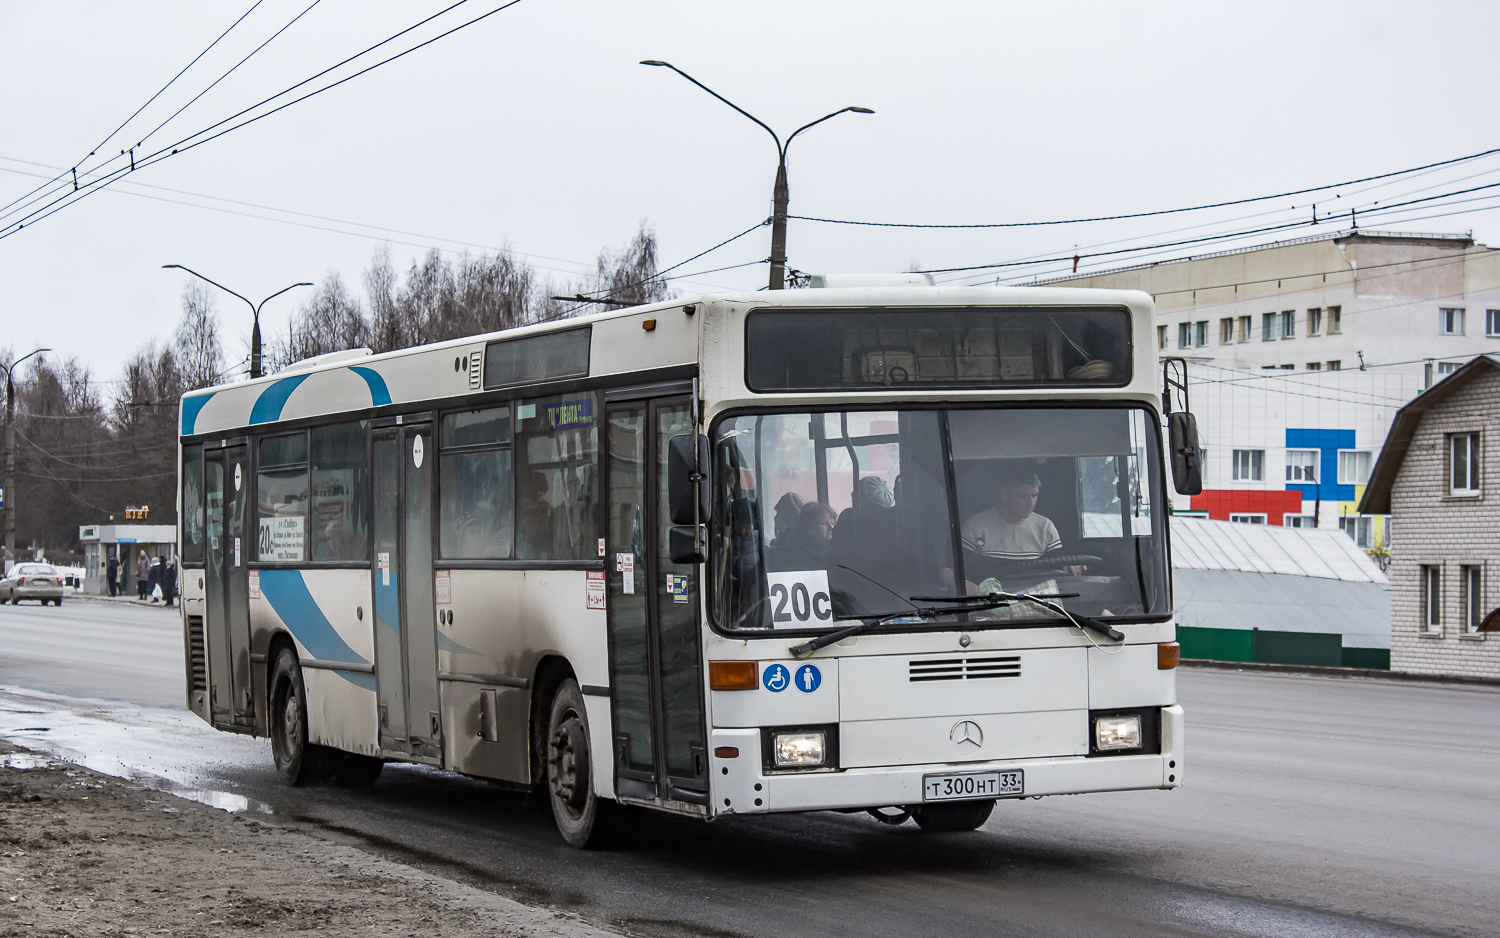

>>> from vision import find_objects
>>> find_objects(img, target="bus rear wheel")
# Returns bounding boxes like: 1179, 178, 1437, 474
912, 799, 995, 832
269, 649, 334, 786
546, 679, 605, 848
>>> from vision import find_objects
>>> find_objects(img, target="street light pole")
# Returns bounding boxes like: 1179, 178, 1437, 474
640, 61, 872, 290
162, 266, 313, 379
2, 347, 52, 564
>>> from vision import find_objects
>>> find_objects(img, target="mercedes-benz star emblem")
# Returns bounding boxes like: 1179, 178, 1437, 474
950, 720, 983, 750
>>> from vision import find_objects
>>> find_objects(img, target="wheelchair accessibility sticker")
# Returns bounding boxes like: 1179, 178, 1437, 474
763, 663, 791, 693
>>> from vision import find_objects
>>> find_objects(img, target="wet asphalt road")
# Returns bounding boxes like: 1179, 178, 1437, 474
2, 597, 1498, 937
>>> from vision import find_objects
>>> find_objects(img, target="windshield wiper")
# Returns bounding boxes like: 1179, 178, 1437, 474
912, 591, 1125, 641
789, 596, 1015, 659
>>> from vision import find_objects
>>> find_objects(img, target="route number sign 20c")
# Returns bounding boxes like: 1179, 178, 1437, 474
765, 570, 834, 628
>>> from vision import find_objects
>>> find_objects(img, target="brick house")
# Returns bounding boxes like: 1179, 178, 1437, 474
1358, 355, 1500, 677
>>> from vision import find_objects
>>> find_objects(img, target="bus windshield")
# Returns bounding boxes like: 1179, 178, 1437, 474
711, 406, 1169, 633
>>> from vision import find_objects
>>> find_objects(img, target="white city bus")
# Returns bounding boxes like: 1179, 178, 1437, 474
178, 282, 1197, 846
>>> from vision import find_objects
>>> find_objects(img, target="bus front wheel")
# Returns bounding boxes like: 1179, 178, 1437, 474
269, 649, 334, 786
546, 679, 603, 848
912, 799, 995, 832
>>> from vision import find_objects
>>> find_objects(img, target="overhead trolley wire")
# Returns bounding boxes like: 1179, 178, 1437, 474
786, 145, 1500, 230
0, 0, 522, 240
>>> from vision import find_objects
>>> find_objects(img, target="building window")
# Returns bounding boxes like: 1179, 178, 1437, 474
1306, 362, 1322, 371
1286, 449, 1319, 483
1488, 309, 1500, 337
1339, 515, 1373, 548
1220, 318, 1234, 345
1308, 308, 1322, 335
1178, 322, 1191, 350
1283, 514, 1314, 527
1158, 325, 1168, 350
1232, 449, 1265, 482
1280, 364, 1294, 370
1327, 360, 1341, 371
1382, 517, 1391, 549
1194, 320, 1208, 347
1229, 513, 1267, 524
1280, 310, 1295, 339
1423, 565, 1442, 633
1437, 361, 1461, 376
1262, 313, 1276, 342
1451, 433, 1481, 495
1237, 315, 1252, 343
1327, 306, 1342, 334
1462, 565, 1484, 633
1338, 450, 1372, 485
1440, 307, 1465, 335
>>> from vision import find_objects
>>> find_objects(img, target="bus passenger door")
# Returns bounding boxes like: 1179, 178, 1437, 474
605, 395, 708, 804
371, 421, 443, 760
203, 441, 253, 727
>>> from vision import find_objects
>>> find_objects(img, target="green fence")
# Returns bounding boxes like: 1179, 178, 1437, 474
1178, 626, 1388, 670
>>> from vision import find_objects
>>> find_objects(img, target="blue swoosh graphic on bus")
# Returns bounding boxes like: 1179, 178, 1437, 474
180, 393, 214, 435
348, 366, 391, 406
437, 629, 483, 656
258, 569, 370, 668
248, 375, 311, 425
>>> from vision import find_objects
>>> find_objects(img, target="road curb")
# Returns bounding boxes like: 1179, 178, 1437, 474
1182, 657, 1500, 687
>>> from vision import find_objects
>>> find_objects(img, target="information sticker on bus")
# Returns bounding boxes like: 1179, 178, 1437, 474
765, 570, 833, 628
922, 770, 1022, 802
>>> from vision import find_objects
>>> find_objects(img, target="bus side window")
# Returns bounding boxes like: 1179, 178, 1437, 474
516, 393, 599, 561
439, 407, 514, 560
258, 432, 309, 563
310, 421, 369, 562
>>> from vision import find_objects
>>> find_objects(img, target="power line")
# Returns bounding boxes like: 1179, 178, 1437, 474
0, 0, 266, 220
787, 146, 1500, 229
0, 0, 515, 239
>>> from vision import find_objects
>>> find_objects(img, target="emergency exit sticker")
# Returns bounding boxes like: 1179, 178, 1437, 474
247, 570, 261, 600
434, 570, 452, 605
585, 570, 606, 610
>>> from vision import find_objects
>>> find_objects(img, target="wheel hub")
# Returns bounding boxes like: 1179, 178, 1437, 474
549, 715, 588, 813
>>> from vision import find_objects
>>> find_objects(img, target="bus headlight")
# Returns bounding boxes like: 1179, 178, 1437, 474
772, 732, 826, 767
1094, 714, 1142, 751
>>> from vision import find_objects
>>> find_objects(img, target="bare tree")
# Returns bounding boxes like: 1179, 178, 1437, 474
269, 272, 370, 370
173, 285, 225, 390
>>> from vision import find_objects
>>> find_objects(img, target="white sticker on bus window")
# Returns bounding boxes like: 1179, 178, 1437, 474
233, 463, 242, 491
435, 570, 451, 605
378, 552, 390, 586
412, 434, 424, 468
585, 570, 606, 609
233, 537, 240, 567
598, 538, 606, 558
247, 570, 260, 600
766, 570, 834, 628
516, 403, 536, 421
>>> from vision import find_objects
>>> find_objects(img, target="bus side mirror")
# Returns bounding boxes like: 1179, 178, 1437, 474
669, 525, 707, 565
668, 434, 710, 526
1168, 412, 1204, 496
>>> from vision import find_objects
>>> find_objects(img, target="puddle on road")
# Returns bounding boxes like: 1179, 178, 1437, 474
171, 788, 274, 815
2, 753, 56, 769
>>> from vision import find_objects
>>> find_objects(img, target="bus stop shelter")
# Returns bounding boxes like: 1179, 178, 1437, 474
78, 524, 177, 595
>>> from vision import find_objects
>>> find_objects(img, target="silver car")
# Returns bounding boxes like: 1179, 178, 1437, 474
0, 563, 65, 605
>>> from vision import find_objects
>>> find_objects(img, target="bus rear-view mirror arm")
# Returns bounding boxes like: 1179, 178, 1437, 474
1162, 357, 1204, 496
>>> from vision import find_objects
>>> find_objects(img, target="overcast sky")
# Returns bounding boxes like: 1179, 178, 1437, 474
2, 0, 1497, 386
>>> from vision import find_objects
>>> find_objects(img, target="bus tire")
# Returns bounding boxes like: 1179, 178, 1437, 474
269, 648, 334, 786
912, 799, 995, 832
546, 678, 605, 848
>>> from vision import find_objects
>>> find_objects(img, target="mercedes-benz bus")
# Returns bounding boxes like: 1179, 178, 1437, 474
178, 281, 1197, 846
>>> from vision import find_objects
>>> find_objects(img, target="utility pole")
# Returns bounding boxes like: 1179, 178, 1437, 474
2, 348, 51, 565
162, 265, 312, 379
640, 61, 872, 290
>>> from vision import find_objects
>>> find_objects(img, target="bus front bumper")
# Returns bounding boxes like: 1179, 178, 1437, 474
708, 704, 1183, 816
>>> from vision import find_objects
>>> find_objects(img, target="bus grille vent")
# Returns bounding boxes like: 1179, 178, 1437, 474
468, 353, 483, 390
909, 655, 1020, 682
187, 616, 208, 691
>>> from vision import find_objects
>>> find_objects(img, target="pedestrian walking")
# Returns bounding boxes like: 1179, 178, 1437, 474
147, 556, 162, 603
136, 550, 151, 600
161, 557, 178, 608
106, 554, 119, 598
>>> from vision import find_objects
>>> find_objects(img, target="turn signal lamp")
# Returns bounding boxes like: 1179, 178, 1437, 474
773, 731, 826, 767
1158, 642, 1180, 670
1095, 715, 1142, 751
709, 660, 758, 691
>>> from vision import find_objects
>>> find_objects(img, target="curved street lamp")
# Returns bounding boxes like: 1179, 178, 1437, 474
162, 265, 313, 379
1, 347, 51, 560
640, 61, 873, 290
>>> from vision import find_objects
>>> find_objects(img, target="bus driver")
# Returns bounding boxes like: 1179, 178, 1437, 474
962, 464, 1083, 576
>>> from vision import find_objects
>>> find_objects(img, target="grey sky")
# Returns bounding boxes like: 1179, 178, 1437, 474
2, 0, 1496, 382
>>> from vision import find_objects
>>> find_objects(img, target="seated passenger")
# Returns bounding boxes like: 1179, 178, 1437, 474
766, 501, 836, 571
